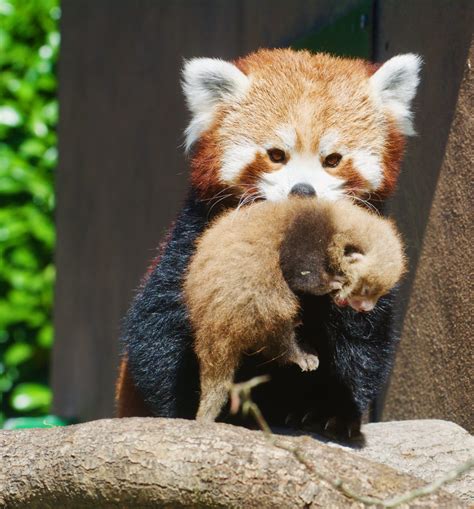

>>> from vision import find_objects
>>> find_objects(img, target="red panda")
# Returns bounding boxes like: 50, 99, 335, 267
184, 197, 406, 422
118, 49, 420, 440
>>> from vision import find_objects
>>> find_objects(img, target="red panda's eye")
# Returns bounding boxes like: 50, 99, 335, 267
323, 153, 342, 168
267, 148, 286, 163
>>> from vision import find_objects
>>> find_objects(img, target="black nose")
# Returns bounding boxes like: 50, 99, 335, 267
289, 183, 317, 197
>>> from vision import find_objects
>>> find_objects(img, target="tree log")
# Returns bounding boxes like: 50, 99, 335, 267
0, 418, 466, 508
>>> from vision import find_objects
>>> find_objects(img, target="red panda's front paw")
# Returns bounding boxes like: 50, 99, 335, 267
301, 414, 364, 444
323, 416, 363, 442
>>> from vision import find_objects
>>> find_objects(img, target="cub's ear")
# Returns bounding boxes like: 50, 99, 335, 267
370, 53, 422, 136
182, 58, 250, 150
344, 244, 365, 263
346, 252, 365, 263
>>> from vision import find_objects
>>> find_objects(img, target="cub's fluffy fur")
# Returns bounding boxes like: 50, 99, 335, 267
184, 198, 405, 423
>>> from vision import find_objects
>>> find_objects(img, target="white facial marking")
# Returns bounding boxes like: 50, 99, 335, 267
369, 53, 422, 136
274, 125, 297, 150
220, 140, 259, 182
182, 58, 250, 150
319, 130, 343, 155
258, 153, 344, 202
351, 150, 383, 190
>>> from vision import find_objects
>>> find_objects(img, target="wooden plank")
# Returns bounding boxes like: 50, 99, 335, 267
383, 39, 474, 429
373, 0, 474, 420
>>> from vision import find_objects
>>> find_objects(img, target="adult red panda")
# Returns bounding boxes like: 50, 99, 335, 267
117, 49, 421, 439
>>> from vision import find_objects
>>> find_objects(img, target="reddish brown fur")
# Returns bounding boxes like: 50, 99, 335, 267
334, 160, 371, 194
190, 129, 225, 198
115, 355, 151, 417
236, 152, 280, 190
184, 198, 406, 421
379, 121, 406, 198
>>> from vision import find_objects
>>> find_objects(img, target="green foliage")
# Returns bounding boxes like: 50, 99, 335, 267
0, 0, 59, 425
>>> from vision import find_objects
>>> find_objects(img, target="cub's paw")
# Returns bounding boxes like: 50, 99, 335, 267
289, 351, 319, 372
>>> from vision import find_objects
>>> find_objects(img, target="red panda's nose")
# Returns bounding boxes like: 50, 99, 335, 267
289, 183, 317, 197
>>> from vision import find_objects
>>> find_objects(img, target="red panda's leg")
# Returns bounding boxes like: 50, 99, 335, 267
115, 354, 152, 417
196, 354, 239, 422
278, 325, 319, 372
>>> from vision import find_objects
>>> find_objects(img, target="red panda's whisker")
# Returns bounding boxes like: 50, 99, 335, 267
207, 193, 235, 218
233, 189, 261, 219
235, 192, 255, 213
345, 191, 381, 216
203, 183, 261, 204
203, 185, 241, 203
256, 349, 289, 367
239, 194, 265, 217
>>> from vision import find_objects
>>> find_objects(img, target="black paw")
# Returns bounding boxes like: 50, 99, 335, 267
301, 414, 365, 445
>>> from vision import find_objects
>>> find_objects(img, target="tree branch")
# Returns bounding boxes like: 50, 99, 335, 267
0, 416, 466, 508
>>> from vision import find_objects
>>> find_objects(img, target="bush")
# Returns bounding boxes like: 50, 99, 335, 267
0, 0, 59, 425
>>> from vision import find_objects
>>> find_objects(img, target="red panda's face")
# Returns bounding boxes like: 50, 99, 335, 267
182, 50, 421, 203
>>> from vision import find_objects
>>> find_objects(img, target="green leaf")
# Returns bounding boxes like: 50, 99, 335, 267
37, 323, 53, 348
19, 138, 46, 158
10, 383, 52, 412
0, 105, 22, 126
0, 1, 14, 16
9, 247, 39, 270
4, 342, 34, 366
0, 375, 13, 393
0, 0, 58, 421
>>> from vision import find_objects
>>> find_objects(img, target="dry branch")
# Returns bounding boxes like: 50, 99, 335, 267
0, 418, 466, 508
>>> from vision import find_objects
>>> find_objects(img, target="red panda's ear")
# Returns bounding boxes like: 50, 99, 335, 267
181, 58, 250, 151
369, 54, 422, 136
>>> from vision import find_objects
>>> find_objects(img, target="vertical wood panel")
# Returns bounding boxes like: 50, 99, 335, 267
385, 41, 473, 430
372, 0, 473, 419
374, 0, 473, 320
374, 0, 473, 426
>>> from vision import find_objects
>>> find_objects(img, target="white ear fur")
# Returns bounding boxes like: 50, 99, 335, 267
370, 53, 422, 135
182, 58, 250, 150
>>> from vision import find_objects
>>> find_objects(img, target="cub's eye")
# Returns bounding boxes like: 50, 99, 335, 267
323, 153, 342, 168
267, 148, 286, 163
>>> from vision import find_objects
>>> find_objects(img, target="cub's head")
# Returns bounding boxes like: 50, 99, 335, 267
182, 49, 421, 203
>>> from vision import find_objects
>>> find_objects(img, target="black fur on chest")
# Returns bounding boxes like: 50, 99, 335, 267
231, 292, 397, 429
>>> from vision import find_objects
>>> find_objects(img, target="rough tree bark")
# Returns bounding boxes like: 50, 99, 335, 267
0, 418, 466, 508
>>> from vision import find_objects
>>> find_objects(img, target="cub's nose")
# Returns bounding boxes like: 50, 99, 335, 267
289, 183, 316, 197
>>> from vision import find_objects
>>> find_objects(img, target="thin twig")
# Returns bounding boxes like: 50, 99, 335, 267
380, 459, 474, 508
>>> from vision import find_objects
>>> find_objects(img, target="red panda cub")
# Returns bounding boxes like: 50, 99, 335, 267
183, 198, 406, 422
